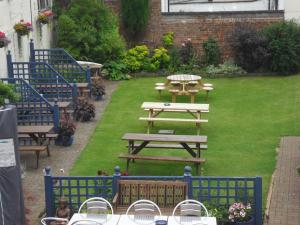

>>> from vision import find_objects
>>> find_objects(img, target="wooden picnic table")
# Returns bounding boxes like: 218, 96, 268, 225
166, 74, 202, 103
120, 133, 207, 174
18, 125, 53, 144
71, 82, 89, 98
140, 102, 209, 134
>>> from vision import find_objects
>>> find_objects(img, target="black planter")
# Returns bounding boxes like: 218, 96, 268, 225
55, 135, 74, 146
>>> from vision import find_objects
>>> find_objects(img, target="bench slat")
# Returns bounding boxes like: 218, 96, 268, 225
139, 117, 208, 123
119, 154, 206, 163
127, 143, 208, 150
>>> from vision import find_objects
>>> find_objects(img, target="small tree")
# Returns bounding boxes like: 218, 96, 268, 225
121, 0, 149, 39
202, 38, 220, 66
57, 0, 125, 63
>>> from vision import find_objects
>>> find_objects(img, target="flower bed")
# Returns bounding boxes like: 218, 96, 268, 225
0, 31, 10, 48
14, 20, 33, 36
38, 10, 54, 24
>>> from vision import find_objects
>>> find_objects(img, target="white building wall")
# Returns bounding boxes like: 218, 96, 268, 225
0, 0, 53, 78
285, 0, 300, 21
162, 0, 284, 12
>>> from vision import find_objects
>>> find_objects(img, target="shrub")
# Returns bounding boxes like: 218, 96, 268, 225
167, 46, 181, 73
231, 24, 270, 72
201, 61, 246, 78
202, 38, 220, 66
149, 47, 170, 71
57, 0, 125, 63
0, 82, 18, 107
179, 39, 196, 65
162, 32, 174, 48
121, 0, 149, 38
123, 45, 150, 72
102, 60, 129, 81
73, 99, 95, 122
263, 20, 300, 74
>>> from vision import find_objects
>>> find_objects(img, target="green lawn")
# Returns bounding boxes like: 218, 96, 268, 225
71, 75, 300, 201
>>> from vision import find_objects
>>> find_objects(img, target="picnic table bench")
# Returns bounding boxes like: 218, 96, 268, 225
18, 125, 54, 168
120, 133, 207, 174
140, 102, 209, 134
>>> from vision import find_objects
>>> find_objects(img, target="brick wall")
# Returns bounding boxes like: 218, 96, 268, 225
105, 0, 284, 60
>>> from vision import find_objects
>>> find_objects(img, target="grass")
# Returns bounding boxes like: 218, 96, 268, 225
71, 75, 300, 202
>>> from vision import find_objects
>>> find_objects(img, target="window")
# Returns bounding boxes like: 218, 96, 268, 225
38, 0, 52, 11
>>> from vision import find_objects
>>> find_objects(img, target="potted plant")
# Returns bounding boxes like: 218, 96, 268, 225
0, 81, 18, 108
37, 10, 54, 24
73, 99, 95, 122
0, 31, 11, 48
14, 20, 33, 36
228, 202, 254, 225
55, 115, 76, 146
91, 77, 105, 100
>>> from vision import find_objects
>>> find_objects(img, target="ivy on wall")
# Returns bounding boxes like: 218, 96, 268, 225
121, 0, 149, 39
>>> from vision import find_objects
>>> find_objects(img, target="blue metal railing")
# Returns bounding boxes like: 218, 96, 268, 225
29, 40, 91, 86
1, 78, 59, 131
44, 166, 262, 224
7, 51, 75, 103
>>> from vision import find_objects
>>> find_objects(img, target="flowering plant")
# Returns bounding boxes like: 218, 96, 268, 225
14, 20, 33, 36
228, 202, 252, 222
0, 31, 11, 48
38, 10, 54, 24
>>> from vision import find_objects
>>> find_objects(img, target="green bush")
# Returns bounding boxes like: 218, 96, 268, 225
57, 0, 125, 63
162, 32, 174, 48
102, 60, 129, 81
201, 61, 246, 78
121, 0, 149, 38
149, 47, 170, 71
0, 82, 18, 107
263, 20, 300, 74
179, 39, 197, 65
123, 45, 150, 72
202, 38, 220, 66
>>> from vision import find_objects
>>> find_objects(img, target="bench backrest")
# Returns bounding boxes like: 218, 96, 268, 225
116, 180, 187, 208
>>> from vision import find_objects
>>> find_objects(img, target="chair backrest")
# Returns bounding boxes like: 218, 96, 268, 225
78, 197, 113, 215
86, 201, 108, 214
117, 180, 187, 208
69, 219, 102, 225
172, 200, 209, 217
41, 217, 68, 225
126, 199, 162, 216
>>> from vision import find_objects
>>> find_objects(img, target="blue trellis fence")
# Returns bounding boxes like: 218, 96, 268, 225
1, 78, 59, 131
44, 166, 262, 225
6, 51, 76, 103
29, 40, 91, 87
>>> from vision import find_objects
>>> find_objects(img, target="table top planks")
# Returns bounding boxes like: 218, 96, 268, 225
167, 74, 202, 82
122, 133, 207, 143
18, 125, 54, 134
142, 102, 209, 112
68, 214, 120, 225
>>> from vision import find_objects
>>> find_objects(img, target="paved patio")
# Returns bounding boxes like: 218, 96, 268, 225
21, 80, 119, 225
265, 136, 300, 225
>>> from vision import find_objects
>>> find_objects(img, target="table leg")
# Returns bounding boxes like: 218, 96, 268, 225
191, 95, 195, 103
180, 143, 196, 157
172, 94, 176, 103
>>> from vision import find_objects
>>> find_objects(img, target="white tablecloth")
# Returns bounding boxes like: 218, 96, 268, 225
118, 215, 168, 225
167, 216, 217, 225
68, 214, 120, 225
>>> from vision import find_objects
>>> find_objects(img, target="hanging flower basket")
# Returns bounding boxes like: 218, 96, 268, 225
0, 31, 11, 48
14, 20, 33, 36
37, 10, 54, 24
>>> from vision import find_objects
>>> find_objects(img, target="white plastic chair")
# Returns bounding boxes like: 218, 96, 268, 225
41, 217, 68, 225
78, 197, 114, 215
69, 219, 102, 225
126, 199, 162, 216
172, 199, 209, 217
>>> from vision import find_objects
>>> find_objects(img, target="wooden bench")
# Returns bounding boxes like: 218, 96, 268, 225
202, 86, 214, 100
139, 117, 208, 123
19, 145, 48, 168
127, 143, 208, 150
155, 86, 166, 97
112, 180, 188, 214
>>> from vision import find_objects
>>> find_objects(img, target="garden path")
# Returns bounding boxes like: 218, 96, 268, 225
21, 80, 119, 225
265, 137, 300, 225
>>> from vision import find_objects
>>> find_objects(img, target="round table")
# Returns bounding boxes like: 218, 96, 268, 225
167, 74, 202, 82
